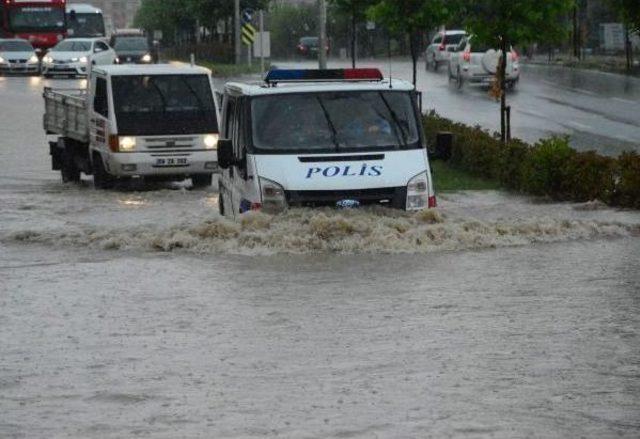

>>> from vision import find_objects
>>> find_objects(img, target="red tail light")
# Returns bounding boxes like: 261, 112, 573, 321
428, 196, 437, 208
438, 44, 445, 51
463, 51, 471, 62
510, 50, 519, 61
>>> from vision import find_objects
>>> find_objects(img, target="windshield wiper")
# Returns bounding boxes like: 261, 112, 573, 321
316, 96, 340, 151
180, 77, 207, 114
378, 92, 408, 148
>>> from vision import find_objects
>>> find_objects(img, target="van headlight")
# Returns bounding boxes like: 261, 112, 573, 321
141, 53, 152, 63
259, 177, 287, 214
118, 136, 136, 151
204, 134, 218, 149
406, 171, 429, 210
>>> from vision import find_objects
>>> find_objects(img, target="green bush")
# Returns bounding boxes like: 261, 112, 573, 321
423, 112, 640, 209
613, 152, 640, 208
520, 137, 575, 197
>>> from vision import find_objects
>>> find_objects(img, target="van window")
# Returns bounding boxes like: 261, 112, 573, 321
250, 91, 420, 153
93, 77, 108, 117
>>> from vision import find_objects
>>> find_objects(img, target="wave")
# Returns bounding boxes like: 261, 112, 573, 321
3, 207, 637, 255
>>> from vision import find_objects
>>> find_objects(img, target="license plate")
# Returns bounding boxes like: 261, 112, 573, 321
155, 157, 188, 167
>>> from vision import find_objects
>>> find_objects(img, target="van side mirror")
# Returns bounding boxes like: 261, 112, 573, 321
217, 139, 234, 169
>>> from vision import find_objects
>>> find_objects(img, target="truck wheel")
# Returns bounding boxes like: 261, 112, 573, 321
191, 174, 212, 188
60, 139, 80, 183
92, 154, 115, 189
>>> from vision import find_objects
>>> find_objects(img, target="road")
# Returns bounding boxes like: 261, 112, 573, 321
1, 74, 640, 438
277, 59, 640, 156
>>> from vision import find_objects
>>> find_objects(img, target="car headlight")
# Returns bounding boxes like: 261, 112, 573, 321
141, 53, 152, 63
79, 56, 88, 63
406, 171, 430, 211
259, 177, 287, 214
43, 56, 53, 63
118, 136, 136, 151
204, 134, 218, 149
0, 56, 5, 64
28, 55, 39, 63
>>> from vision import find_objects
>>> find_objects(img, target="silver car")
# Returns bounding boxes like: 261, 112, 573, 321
425, 30, 466, 72
0, 39, 40, 75
42, 38, 117, 77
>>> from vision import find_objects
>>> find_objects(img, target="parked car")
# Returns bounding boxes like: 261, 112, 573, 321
110, 34, 155, 64
0, 38, 40, 75
448, 35, 520, 89
42, 38, 117, 77
425, 30, 466, 72
296, 36, 329, 58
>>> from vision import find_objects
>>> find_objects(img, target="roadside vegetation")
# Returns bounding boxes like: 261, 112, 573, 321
424, 112, 640, 208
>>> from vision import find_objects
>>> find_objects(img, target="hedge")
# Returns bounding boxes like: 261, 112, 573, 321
423, 111, 640, 209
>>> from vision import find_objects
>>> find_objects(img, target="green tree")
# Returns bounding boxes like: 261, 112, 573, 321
608, 0, 640, 71
329, 0, 375, 67
460, 0, 573, 142
367, 0, 452, 86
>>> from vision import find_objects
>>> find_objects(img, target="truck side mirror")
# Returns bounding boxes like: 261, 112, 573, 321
217, 139, 234, 169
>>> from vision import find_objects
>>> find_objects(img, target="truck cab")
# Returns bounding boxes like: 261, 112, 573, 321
217, 68, 436, 218
45, 64, 220, 188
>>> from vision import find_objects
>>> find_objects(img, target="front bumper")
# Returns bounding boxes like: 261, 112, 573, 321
0, 62, 39, 74
42, 62, 88, 76
104, 150, 218, 177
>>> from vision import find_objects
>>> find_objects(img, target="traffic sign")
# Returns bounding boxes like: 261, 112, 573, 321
242, 23, 256, 46
242, 8, 254, 24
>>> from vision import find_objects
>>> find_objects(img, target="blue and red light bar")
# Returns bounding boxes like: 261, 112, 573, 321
264, 68, 384, 84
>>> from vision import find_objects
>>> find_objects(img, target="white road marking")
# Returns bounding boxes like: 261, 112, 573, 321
612, 97, 638, 105
565, 121, 592, 131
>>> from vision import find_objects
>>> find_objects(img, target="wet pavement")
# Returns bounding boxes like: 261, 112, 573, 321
277, 59, 640, 156
1, 74, 640, 438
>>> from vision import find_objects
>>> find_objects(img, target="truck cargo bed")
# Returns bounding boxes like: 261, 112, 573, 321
43, 87, 89, 143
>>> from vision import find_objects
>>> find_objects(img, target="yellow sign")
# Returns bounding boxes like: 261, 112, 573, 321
242, 23, 256, 46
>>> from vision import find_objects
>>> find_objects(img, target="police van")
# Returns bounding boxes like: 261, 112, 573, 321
217, 69, 436, 218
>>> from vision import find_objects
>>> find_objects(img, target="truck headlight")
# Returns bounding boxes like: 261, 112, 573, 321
259, 177, 287, 214
28, 55, 39, 63
141, 53, 152, 63
406, 171, 430, 210
118, 136, 136, 151
204, 134, 218, 149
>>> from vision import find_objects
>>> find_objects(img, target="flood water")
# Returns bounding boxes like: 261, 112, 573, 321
1, 75, 640, 438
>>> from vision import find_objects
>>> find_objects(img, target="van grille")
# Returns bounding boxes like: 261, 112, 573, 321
286, 187, 406, 208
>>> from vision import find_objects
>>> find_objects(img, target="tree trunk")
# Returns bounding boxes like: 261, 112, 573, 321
409, 31, 418, 86
500, 36, 508, 143
625, 25, 632, 72
572, 5, 580, 59
351, 7, 357, 68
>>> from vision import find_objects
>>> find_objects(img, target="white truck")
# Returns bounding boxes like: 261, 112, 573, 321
216, 68, 436, 218
44, 64, 220, 188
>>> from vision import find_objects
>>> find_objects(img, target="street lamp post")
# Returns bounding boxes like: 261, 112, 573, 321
235, 0, 241, 64
318, 0, 327, 69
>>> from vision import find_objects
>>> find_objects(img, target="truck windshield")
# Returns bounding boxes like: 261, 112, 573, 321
112, 74, 218, 136
67, 14, 105, 37
251, 91, 420, 153
8, 7, 65, 32
113, 37, 148, 51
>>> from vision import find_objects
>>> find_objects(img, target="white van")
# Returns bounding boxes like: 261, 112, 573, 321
217, 69, 436, 218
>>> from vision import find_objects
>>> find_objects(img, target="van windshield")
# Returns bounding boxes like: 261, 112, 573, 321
112, 74, 218, 136
251, 91, 420, 153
